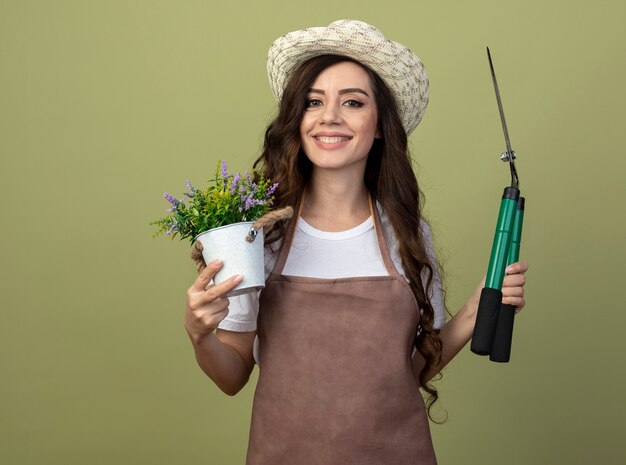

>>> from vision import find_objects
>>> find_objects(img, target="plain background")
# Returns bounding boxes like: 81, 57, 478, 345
1, 1, 625, 464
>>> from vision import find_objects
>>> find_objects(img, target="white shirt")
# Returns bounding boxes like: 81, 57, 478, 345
218, 205, 446, 363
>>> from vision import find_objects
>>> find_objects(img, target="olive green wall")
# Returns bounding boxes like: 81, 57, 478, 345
1, 1, 624, 464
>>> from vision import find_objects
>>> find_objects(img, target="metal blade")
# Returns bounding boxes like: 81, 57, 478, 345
487, 47, 519, 188
487, 47, 513, 156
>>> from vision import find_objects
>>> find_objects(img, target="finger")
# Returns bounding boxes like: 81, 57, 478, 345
192, 274, 244, 307
189, 274, 242, 309
192, 305, 230, 325
189, 307, 229, 333
502, 296, 525, 310
189, 259, 223, 293
502, 286, 524, 298
190, 296, 230, 316
502, 274, 526, 288
505, 261, 529, 275
189, 291, 229, 312
202, 274, 244, 301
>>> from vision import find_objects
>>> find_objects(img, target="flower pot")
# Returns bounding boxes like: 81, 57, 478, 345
195, 222, 265, 296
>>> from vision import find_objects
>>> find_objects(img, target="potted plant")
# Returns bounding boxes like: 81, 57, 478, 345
152, 160, 289, 296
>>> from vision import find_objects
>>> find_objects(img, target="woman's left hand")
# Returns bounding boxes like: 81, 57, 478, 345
502, 261, 529, 313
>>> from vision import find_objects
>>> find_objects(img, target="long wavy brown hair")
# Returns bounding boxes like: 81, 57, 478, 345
253, 54, 444, 417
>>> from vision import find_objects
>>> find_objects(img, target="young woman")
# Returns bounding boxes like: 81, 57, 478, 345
184, 20, 528, 464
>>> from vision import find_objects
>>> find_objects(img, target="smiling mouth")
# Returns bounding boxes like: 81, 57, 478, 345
314, 136, 352, 143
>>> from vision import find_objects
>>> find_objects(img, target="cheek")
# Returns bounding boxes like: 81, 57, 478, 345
299, 128, 309, 148
299, 121, 313, 151
360, 109, 379, 137
362, 117, 379, 139
299, 116, 313, 139
375, 122, 381, 139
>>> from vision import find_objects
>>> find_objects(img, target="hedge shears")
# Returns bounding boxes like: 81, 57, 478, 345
470, 48, 525, 363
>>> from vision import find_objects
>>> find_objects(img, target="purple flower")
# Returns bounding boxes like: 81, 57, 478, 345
242, 193, 266, 211
221, 160, 228, 178
267, 182, 279, 196
184, 180, 197, 198
230, 173, 240, 195
163, 192, 180, 211
244, 193, 253, 210
166, 219, 179, 235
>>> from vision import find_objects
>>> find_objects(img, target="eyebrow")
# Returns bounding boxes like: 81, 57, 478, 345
307, 87, 371, 97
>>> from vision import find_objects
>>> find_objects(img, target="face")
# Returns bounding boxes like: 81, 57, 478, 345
299, 61, 380, 174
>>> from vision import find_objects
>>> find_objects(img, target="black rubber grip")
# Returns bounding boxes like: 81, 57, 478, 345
470, 287, 502, 355
490, 304, 516, 363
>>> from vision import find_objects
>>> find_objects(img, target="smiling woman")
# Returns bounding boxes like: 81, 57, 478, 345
181, 19, 529, 465
299, 61, 381, 174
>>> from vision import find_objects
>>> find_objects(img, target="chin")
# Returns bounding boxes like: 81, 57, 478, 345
309, 156, 368, 173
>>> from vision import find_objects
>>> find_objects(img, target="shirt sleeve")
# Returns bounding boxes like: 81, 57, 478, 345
217, 291, 260, 332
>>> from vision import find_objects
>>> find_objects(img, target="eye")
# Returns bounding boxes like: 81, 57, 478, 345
343, 99, 364, 108
305, 98, 323, 108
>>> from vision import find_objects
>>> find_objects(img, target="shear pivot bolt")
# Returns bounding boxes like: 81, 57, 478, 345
501, 151, 517, 162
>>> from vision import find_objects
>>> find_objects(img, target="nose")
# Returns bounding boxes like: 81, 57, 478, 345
320, 100, 342, 125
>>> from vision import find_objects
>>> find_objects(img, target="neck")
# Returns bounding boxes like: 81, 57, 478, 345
301, 167, 370, 232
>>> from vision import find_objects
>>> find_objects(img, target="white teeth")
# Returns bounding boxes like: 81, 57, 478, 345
315, 136, 350, 143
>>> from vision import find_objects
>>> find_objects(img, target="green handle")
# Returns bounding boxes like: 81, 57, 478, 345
485, 187, 520, 290
471, 187, 520, 356
506, 197, 524, 266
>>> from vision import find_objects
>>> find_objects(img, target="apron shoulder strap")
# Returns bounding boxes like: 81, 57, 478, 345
370, 197, 404, 279
270, 196, 303, 277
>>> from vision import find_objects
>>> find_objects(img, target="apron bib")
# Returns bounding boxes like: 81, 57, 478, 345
246, 197, 437, 465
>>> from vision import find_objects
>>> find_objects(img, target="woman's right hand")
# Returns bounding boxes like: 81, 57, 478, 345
184, 259, 244, 345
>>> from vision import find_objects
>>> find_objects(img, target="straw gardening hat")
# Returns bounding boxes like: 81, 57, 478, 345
267, 19, 429, 135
